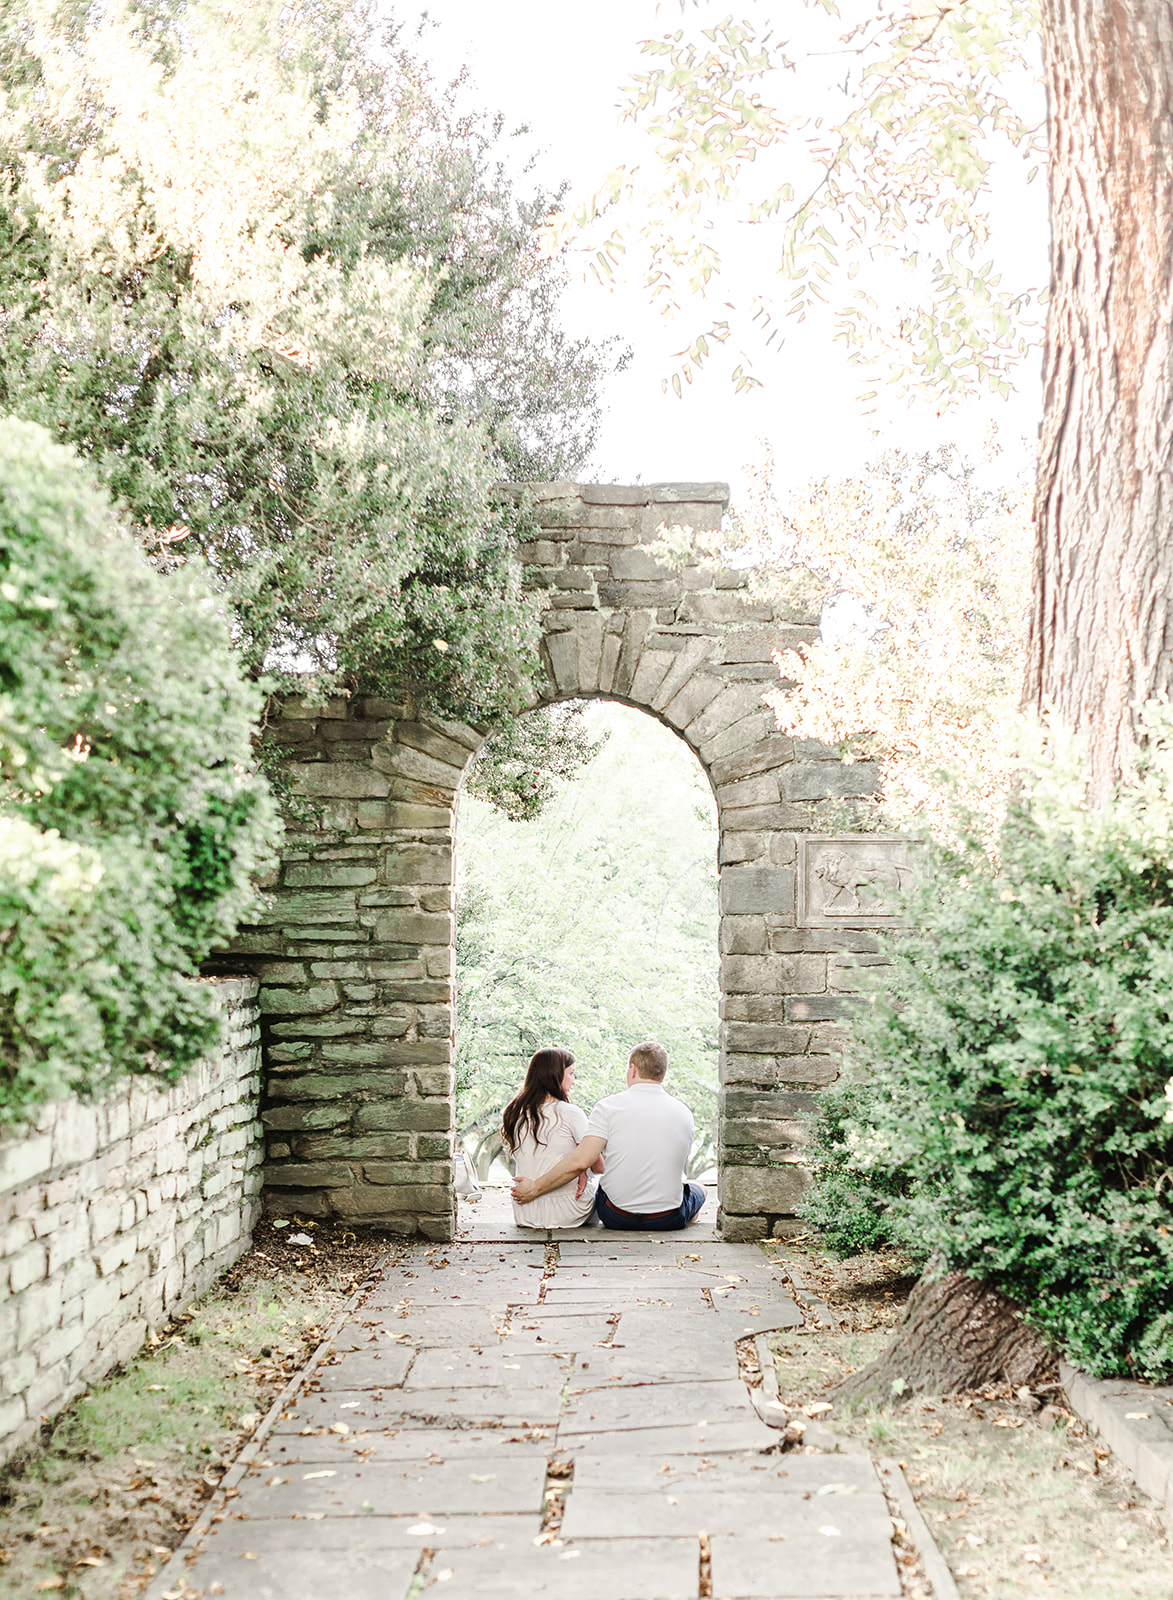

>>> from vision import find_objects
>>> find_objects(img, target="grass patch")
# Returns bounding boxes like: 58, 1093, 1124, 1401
770, 1240, 1173, 1599
0, 1220, 394, 1598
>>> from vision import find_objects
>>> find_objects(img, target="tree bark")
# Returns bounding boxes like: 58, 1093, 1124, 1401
836, 1261, 1056, 1405
1026, 1, 1173, 800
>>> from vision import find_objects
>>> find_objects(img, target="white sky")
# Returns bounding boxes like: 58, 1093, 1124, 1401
404, 0, 1048, 504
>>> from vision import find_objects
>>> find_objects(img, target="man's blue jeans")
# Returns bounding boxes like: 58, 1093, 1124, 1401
596, 1183, 706, 1231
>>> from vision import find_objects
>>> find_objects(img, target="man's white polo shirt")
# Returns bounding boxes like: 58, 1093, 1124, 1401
584, 1081, 694, 1213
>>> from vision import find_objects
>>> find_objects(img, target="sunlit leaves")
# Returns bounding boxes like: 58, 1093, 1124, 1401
549, 0, 1045, 402
731, 438, 1032, 836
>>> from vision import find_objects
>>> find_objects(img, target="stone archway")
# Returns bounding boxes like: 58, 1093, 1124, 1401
232, 482, 894, 1241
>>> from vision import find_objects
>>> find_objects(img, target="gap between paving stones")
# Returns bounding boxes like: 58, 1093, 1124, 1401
147, 1227, 955, 1600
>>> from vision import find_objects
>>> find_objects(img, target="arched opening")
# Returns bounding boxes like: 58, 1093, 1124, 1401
453, 699, 720, 1197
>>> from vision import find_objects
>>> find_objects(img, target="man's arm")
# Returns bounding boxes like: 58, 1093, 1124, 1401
512, 1135, 606, 1207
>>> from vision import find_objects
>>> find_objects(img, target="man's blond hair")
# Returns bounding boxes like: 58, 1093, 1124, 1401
629, 1040, 668, 1082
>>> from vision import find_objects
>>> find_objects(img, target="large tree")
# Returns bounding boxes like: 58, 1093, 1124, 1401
1025, 1, 1173, 799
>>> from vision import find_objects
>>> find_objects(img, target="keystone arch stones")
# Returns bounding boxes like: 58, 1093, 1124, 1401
228, 482, 888, 1241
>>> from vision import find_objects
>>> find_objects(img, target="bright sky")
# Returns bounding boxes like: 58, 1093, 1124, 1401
406, 0, 1048, 504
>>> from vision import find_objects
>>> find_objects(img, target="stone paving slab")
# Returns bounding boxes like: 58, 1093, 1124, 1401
198, 1511, 541, 1554
571, 1454, 881, 1494
309, 1350, 415, 1389
426, 1532, 703, 1599
234, 1454, 547, 1517
502, 1314, 617, 1347
273, 1388, 565, 1431
709, 1532, 903, 1597
348, 1308, 506, 1345
265, 1425, 555, 1467
404, 1349, 569, 1389
553, 1419, 782, 1454
560, 1377, 759, 1434
711, 1304, 807, 1336
558, 1241, 763, 1264
549, 1282, 725, 1305
567, 1339, 740, 1387
560, 1489, 893, 1541
368, 1283, 547, 1306
175, 1543, 417, 1600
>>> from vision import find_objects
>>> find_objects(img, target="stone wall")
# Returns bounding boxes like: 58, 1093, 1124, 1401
0, 977, 262, 1464
229, 483, 893, 1241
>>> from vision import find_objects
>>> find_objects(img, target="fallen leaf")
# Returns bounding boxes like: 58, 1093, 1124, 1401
329, 1422, 350, 1435
1124, 1412, 1150, 1421
242, 1551, 257, 1560
36, 1581, 66, 1592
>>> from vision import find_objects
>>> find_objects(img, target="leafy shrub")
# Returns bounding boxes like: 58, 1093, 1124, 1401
801, 717, 1173, 1379
799, 1080, 923, 1260
0, 418, 278, 1119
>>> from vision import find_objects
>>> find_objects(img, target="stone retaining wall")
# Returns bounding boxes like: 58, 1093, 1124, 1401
0, 977, 262, 1464
228, 483, 894, 1241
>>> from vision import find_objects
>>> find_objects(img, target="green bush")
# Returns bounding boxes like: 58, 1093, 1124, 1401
799, 1080, 922, 1260
0, 418, 278, 1119
801, 718, 1173, 1379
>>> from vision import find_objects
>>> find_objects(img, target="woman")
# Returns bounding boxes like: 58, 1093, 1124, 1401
502, 1046, 602, 1229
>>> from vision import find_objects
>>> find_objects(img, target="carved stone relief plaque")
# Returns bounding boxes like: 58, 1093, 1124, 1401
797, 835, 923, 929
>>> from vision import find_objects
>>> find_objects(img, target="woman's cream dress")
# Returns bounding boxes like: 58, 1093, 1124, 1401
510, 1100, 597, 1228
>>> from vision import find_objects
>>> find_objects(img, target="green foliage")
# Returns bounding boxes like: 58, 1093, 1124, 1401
799, 1081, 920, 1259
456, 702, 718, 1174
465, 703, 609, 822
0, 0, 615, 722
0, 417, 277, 1120
802, 714, 1173, 1379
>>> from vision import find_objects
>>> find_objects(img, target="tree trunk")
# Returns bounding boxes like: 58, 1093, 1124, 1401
1026, 1, 1173, 801
836, 1261, 1056, 1405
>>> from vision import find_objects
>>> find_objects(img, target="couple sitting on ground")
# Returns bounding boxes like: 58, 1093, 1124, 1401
505, 1041, 707, 1231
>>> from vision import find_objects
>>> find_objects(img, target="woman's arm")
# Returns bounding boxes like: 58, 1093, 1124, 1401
512, 1135, 605, 1206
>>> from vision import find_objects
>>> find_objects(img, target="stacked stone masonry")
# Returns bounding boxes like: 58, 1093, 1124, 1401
231, 483, 889, 1243
0, 978, 262, 1464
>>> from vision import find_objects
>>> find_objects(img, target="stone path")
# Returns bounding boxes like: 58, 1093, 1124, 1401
159, 1190, 904, 1600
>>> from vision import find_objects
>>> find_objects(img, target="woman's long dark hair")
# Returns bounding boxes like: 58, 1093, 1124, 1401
502, 1046, 575, 1154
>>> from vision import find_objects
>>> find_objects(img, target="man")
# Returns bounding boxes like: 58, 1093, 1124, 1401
510, 1041, 706, 1230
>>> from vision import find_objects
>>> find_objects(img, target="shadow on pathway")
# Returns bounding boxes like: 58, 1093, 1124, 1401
152, 1188, 903, 1600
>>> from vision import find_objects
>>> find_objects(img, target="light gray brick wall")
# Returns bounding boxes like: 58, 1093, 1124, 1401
0, 977, 262, 1464
227, 483, 899, 1242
